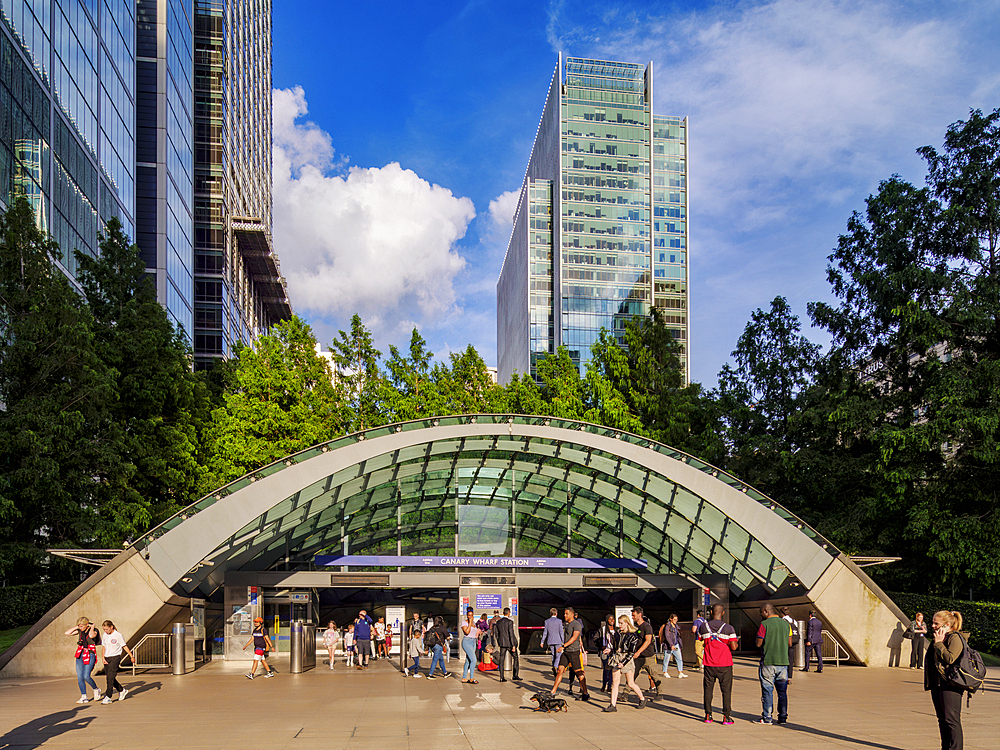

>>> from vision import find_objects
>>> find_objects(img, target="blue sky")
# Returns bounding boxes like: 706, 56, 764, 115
271, 0, 1000, 387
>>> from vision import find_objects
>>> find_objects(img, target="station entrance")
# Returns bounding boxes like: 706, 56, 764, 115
221, 568, 730, 664
2, 416, 911, 678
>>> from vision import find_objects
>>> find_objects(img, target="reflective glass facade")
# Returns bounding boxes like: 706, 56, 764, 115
192, 0, 290, 370
135, 0, 194, 335
2, 0, 134, 280
3, 0, 286, 361
498, 56, 689, 383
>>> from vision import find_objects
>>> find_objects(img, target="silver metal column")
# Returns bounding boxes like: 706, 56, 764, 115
794, 620, 806, 669
290, 621, 304, 673
171, 623, 187, 675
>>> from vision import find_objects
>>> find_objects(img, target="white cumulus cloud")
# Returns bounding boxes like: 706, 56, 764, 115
272, 87, 476, 339
488, 188, 521, 230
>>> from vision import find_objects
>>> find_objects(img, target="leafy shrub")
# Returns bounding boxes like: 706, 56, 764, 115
889, 591, 1000, 655
0, 581, 79, 628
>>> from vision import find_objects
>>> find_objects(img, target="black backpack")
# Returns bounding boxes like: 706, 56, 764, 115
942, 633, 987, 703
424, 628, 440, 649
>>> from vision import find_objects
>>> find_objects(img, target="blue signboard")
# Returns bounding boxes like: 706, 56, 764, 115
314, 555, 648, 569
475, 594, 502, 609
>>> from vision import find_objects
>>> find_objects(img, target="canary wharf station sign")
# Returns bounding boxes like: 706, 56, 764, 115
315, 555, 648, 569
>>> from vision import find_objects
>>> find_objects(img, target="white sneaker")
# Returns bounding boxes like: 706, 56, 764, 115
93, 689, 102, 700
102, 697, 112, 705
662, 673, 672, 678
678, 672, 689, 678
413, 673, 422, 678
119, 688, 129, 701
76, 696, 90, 704
403, 667, 410, 676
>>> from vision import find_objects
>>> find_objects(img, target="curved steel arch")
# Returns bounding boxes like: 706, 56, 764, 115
136, 415, 839, 598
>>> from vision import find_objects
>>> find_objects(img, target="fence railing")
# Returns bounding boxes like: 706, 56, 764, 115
122, 633, 171, 675
821, 630, 850, 667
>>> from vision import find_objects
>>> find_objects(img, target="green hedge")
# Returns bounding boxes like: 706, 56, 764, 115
0, 581, 79, 628
889, 591, 1000, 655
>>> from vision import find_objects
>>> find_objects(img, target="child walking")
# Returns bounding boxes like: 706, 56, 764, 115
404, 628, 424, 677
344, 624, 355, 667
323, 621, 339, 670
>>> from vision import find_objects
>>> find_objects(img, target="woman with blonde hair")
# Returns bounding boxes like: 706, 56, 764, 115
924, 610, 965, 750
601, 614, 646, 711
64, 616, 102, 703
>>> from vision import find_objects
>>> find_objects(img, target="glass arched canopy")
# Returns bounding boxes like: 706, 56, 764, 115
136, 416, 839, 598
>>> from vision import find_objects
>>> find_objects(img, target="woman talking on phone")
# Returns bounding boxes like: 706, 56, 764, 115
924, 610, 965, 750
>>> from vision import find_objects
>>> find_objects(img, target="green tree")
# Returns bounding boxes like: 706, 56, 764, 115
0, 198, 113, 582
809, 108, 1000, 595
382, 328, 440, 421
586, 311, 724, 462
330, 314, 384, 432
76, 219, 209, 533
199, 317, 341, 493
717, 296, 822, 497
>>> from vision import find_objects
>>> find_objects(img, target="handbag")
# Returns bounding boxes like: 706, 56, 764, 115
903, 629, 912, 640
581, 650, 588, 667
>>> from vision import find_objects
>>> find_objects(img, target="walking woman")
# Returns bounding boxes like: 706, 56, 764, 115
599, 614, 616, 693
460, 606, 480, 684
100, 620, 135, 703
925, 610, 965, 750
323, 621, 339, 670
601, 615, 646, 711
425, 616, 452, 678
64, 617, 102, 703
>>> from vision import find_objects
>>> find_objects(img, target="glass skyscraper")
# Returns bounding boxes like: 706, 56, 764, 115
497, 55, 689, 384
1, 0, 136, 280
135, 0, 195, 335
2, 0, 290, 369
191, 0, 290, 370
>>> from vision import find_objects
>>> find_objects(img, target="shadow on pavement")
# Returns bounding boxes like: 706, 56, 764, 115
0, 706, 94, 749
123, 680, 162, 697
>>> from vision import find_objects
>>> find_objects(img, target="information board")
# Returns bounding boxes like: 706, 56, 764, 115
475, 593, 502, 610
385, 606, 405, 656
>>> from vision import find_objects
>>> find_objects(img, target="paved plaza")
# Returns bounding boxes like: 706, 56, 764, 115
0, 655, 996, 750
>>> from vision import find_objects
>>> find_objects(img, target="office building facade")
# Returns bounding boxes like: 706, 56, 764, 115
135, 0, 195, 335
192, 0, 290, 370
1, 0, 136, 279
497, 55, 688, 384
1, 0, 289, 369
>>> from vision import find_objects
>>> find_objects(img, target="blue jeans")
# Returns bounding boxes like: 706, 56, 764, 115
667, 645, 683, 673
462, 637, 477, 679
428, 644, 447, 676
759, 664, 788, 722
75, 656, 97, 695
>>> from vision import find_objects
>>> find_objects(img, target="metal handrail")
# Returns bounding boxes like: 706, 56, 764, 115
821, 630, 849, 667
122, 633, 171, 676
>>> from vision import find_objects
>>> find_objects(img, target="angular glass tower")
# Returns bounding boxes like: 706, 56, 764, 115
191, 0, 291, 370
135, 0, 195, 336
497, 55, 688, 384
1, 0, 136, 279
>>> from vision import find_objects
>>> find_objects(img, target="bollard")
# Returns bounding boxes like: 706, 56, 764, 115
794, 620, 806, 669
172, 623, 187, 675
290, 620, 304, 674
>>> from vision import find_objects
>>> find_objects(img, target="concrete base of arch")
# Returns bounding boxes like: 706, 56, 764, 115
0, 548, 190, 679
739, 554, 909, 666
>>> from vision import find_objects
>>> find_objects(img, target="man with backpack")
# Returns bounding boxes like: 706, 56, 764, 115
698, 604, 738, 725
